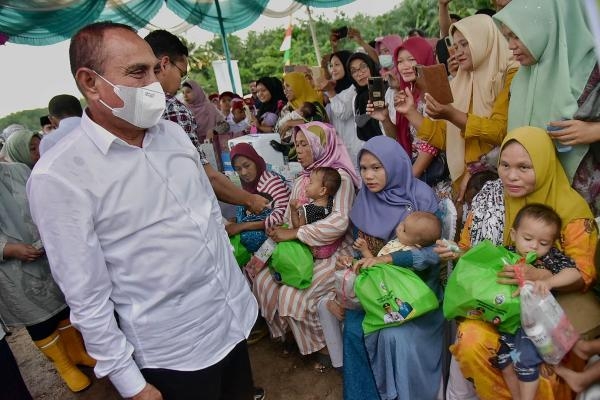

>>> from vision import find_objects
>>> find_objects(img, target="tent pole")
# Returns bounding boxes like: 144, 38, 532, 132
306, 6, 321, 64
214, 0, 237, 93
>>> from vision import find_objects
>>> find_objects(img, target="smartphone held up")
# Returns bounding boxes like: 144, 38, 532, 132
368, 77, 386, 109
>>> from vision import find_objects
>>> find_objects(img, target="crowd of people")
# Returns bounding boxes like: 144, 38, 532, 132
1, 0, 599, 399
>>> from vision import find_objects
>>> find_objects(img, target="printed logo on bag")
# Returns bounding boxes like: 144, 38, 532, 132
494, 294, 506, 305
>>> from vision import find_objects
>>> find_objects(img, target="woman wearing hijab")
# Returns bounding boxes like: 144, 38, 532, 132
374, 34, 403, 80
181, 80, 225, 143
347, 53, 391, 143
277, 72, 327, 141
0, 162, 96, 392
340, 135, 443, 400
2, 128, 41, 168
318, 51, 364, 168
391, 36, 449, 186
225, 143, 291, 240
252, 122, 359, 364
396, 14, 519, 202
251, 76, 287, 133
438, 127, 597, 399
494, 0, 600, 218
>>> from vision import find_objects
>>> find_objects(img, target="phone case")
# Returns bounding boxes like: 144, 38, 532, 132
368, 77, 386, 109
415, 64, 454, 105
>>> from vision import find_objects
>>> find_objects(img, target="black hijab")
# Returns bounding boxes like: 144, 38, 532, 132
330, 50, 353, 94
347, 52, 383, 141
256, 76, 286, 120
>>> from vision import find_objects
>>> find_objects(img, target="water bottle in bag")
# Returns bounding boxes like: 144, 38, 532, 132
520, 282, 579, 364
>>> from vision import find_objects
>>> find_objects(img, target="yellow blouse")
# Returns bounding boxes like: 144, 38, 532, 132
417, 67, 518, 165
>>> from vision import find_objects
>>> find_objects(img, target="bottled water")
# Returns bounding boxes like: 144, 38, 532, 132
520, 283, 579, 364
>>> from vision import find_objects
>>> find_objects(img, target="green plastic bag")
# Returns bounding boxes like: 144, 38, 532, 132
354, 264, 440, 334
230, 234, 251, 268
269, 240, 314, 289
443, 240, 536, 334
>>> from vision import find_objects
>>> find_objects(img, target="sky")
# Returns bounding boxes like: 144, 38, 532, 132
0, 0, 398, 119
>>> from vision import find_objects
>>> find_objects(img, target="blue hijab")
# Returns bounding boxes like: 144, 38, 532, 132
349, 136, 439, 241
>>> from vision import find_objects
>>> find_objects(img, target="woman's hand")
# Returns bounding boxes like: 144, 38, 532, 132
246, 193, 270, 214
433, 239, 460, 262
393, 88, 416, 115
447, 55, 459, 77
130, 383, 163, 400
353, 255, 391, 273
547, 119, 600, 146
267, 226, 298, 242
327, 298, 345, 321
335, 255, 353, 270
366, 101, 390, 122
424, 93, 457, 120
4, 243, 44, 262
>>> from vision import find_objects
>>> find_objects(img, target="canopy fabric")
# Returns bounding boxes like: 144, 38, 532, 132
0, 0, 355, 45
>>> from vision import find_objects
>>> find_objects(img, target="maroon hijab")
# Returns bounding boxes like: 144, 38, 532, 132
393, 37, 436, 155
229, 143, 267, 194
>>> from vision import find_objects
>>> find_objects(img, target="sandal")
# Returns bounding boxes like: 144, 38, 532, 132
313, 352, 333, 373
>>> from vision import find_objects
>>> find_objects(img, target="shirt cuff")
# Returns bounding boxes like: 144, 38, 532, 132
109, 358, 146, 398
0, 239, 7, 262
390, 250, 413, 267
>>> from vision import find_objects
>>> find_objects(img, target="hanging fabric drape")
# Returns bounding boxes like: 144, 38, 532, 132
0, 0, 162, 46
166, 0, 269, 34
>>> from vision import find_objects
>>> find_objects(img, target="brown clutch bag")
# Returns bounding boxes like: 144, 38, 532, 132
415, 64, 454, 105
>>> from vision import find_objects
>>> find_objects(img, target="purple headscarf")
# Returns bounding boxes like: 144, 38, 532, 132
350, 136, 439, 241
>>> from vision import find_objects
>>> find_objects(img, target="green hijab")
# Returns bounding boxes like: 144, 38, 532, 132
494, 0, 597, 181
3, 129, 41, 168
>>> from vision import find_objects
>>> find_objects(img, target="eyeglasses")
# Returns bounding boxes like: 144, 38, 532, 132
350, 63, 369, 76
170, 60, 188, 83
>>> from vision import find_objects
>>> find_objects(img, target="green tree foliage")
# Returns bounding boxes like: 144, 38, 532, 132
0, 107, 49, 133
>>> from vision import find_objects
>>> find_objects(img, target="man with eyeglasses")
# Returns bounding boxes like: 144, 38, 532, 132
145, 30, 268, 217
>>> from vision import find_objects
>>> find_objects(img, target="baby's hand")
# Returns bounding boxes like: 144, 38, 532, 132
353, 256, 382, 273
353, 238, 368, 252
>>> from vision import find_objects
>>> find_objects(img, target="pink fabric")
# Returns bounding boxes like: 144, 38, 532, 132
393, 37, 437, 154
376, 35, 403, 81
183, 80, 224, 139
293, 122, 360, 188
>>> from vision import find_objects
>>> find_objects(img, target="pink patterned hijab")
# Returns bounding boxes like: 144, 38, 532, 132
293, 122, 360, 189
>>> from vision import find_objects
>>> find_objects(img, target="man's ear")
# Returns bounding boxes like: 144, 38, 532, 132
75, 68, 100, 101
156, 55, 169, 75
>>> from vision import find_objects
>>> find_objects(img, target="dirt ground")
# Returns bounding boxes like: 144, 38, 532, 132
8, 328, 342, 400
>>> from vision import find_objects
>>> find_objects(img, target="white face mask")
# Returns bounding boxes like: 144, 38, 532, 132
378, 54, 394, 69
95, 72, 166, 129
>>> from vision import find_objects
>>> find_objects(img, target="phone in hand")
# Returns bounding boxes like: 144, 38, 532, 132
368, 77, 386, 109
332, 26, 348, 39
444, 36, 456, 57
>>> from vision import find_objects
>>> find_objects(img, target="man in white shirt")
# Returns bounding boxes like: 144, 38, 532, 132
39, 94, 83, 155
27, 22, 258, 400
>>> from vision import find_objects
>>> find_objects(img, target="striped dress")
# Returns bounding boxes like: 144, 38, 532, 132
253, 170, 355, 355
256, 171, 291, 230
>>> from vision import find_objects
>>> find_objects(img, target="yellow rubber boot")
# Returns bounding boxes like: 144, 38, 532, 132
57, 319, 96, 367
34, 332, 91, 392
